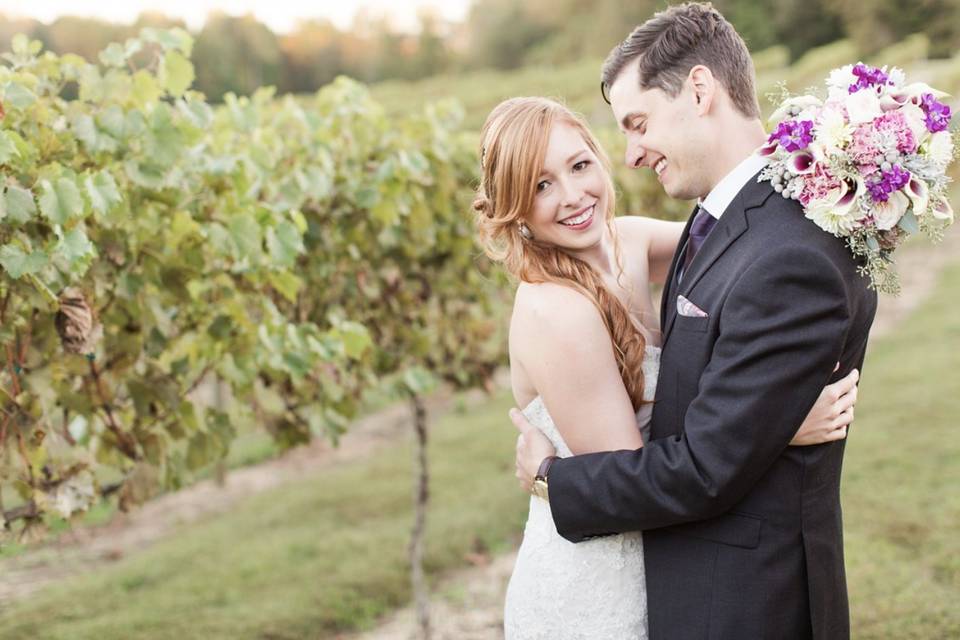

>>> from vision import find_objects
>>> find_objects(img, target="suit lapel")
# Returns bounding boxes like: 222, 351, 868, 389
662, 173, 774, 345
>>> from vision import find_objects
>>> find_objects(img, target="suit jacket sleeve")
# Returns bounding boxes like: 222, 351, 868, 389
547, 244, 852, 542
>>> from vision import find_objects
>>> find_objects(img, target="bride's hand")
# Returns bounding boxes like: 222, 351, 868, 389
790, 368, 859, 446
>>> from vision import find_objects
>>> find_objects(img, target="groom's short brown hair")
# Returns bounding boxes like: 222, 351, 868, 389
601, 2, 761, 119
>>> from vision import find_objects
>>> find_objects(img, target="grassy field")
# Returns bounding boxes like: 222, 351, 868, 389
1, 260, 958, 638
0, 391, 529, 639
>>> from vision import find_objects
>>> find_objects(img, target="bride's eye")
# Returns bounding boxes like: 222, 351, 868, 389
536, 180, 549, 193
572, 160, 590, 171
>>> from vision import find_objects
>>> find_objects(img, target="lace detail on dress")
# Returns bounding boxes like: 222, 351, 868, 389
503, 346, 659, 639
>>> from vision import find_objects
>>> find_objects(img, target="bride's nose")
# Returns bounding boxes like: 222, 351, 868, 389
558, 178, 582, 209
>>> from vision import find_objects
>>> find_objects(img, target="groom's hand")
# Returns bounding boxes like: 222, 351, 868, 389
510, 408, 557, 493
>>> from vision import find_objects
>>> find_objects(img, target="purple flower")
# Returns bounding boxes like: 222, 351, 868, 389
919, 93, 952, 133
848, 63, 891, 94
867, 165, 911, 202
767, 120, 814, 152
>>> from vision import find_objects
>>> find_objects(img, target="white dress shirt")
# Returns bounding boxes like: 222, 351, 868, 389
698, 152, 768, 219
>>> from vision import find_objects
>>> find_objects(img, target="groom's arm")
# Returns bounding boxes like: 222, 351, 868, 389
547, 244, 851, 542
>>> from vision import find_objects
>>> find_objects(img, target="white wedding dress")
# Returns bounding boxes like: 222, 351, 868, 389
503, 346, 659, 639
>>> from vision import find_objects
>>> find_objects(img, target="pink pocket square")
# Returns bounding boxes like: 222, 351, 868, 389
677, 295, 709, 318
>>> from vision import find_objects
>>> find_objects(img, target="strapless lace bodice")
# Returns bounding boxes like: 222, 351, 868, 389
503, 346, 659, 639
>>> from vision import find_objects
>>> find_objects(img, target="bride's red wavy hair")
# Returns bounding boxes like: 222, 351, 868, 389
473, 97, 648, 410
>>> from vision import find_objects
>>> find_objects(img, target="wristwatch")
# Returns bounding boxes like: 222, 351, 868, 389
531, 455, 559, 500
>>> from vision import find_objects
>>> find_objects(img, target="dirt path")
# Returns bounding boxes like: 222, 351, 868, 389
1, 224, 957, 635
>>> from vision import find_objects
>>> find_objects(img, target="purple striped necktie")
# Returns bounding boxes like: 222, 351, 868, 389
682, 206, 717, 276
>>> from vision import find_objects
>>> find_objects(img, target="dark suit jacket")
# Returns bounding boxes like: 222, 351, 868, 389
547, 174, 878, 640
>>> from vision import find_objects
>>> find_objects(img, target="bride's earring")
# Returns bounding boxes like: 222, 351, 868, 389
519, 222, 533, 240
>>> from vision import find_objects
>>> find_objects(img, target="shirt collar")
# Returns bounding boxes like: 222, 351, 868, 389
698, 153, 768, 220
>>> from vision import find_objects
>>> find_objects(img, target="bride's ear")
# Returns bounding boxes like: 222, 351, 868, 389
688, 65, 716, 116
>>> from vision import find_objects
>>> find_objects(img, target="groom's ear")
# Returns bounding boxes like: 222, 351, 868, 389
688, 65, 716, 116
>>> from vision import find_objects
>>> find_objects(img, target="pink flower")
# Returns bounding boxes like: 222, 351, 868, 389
875, 110, 917, 153
799, 164, 842, 206
850, 125, 881, 165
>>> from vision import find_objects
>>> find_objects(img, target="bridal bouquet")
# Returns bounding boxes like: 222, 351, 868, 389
758, 63, 956, 293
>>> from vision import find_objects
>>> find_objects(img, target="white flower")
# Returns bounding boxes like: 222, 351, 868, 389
845, 90, 883, 125
827, 65, 856, 99
926, 131, 955, 168
873, 191, 910, 230
899, 103, 929, 144
815, 107, 853, 153
931, 198, 954, 223
905, 178, 929, 217
899, 82, 950, 101
769, 95, 822, 126
805, 181, 862, 236
886, 67, 906, 90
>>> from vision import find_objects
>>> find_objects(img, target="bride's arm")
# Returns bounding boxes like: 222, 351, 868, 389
615, 216, 685, 285
512, 283, 644, 454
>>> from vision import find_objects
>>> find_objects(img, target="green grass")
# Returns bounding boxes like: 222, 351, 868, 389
2, 260, 959, 637
843, 262, 960, 639
0, 391, 528, 639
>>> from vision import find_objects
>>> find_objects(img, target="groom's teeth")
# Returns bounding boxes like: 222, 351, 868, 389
560, 206, 593, 226
654, 159, 666, 176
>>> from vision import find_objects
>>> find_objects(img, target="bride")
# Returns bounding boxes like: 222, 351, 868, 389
472, 97, 859, 639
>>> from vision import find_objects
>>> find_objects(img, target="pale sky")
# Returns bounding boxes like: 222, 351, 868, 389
0, 0, 473, 33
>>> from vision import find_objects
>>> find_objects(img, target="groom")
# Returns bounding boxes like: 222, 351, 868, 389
511, 3, 877, 639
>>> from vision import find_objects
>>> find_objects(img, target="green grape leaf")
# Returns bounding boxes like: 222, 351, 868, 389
228, 214, 262, 260
3, 186, 37, 224
53, 227, 97, 275
85, 171, 122, 216
336, 321, 373, 359
78, 65, 104, 103
39, 178, 85, 225
131, 70, 161, 107
2, 81, 36, 110
0, 244, 48, 279
0, 130, 20, 164
267, 271, 303, 303
142, 27, 194, 56
266, 220, 305, 268
98, 105, 127, 139
98, 43, 127, 68
160, 50, 194, 97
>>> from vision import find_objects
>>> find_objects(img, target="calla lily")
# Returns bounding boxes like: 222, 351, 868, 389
837, 178, 864, 213
873, 191, 910, 230
905, 178, 929, 216
789, 151, 816, 174
758, 140, 779, 156
879, 93, 909, 111
900, 82, 950, 101
805, 181, 863, 236
931, 198, 954, 223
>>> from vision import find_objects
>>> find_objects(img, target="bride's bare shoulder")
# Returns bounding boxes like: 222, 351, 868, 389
511, 282, 606, 346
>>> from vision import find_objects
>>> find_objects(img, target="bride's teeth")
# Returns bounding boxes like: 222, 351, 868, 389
561, 206, 593, 226
654, 160, 666, 176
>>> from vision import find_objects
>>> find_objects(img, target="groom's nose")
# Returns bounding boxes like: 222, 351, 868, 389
625, 142, 645, 169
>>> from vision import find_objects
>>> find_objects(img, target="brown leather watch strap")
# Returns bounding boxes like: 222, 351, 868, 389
535, 455, 559, 481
